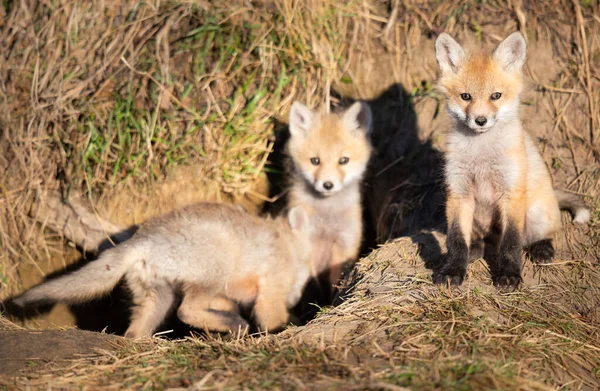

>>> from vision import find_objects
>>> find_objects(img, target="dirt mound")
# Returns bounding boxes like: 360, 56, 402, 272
293, 236, 600, 389
0, 328, 124, 377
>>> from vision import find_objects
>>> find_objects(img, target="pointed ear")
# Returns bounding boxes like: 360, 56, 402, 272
435, 33, 465, 74
289, 101, 315, 138
342, 101, 372, 136
493, 32, 527, 72
288, 206, 309, 232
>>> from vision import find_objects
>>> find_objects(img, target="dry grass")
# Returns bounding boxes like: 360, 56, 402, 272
0, 0, 599, 389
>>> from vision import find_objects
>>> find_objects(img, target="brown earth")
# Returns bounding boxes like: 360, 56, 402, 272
0, 327, 124, 377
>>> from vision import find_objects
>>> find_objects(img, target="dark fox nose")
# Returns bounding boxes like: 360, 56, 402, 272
323, 181, 334, 190
475, 117, 487, 126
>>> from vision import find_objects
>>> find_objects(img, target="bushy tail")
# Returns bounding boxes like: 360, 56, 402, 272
555, 189, 591, 225
12, 245, 141, 306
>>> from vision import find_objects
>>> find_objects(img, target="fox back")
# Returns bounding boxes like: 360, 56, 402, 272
130, 203, 313, 303
13, 203, 314, 314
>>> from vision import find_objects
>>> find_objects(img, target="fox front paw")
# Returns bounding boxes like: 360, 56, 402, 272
493, 274, 521, 289
220, 313, 250, 333
124, 328, 148, 339
526, 239, 555, 263
254, 300, 289, 333
492, 258, 522, 289
432, 265, 467, 286
256, 314, 288, 333
433, 249, 468, 286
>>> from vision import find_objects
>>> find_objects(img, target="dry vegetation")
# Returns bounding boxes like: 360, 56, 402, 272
1, 0, 599, 389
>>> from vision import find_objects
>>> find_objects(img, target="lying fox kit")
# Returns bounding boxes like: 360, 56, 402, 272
13, 203, 314, 338
287, 101, 373, 289
433, 32, 590, 287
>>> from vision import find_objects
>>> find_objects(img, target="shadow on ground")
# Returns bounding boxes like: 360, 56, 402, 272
0, 329, 125, 377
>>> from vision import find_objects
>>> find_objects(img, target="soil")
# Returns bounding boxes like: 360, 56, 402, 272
0, 329, 124, 377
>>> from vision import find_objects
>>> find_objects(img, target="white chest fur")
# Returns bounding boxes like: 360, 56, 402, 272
445, 123, 523, 199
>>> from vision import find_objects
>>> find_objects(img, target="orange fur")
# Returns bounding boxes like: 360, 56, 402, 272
436, 33, 557, 247
445, 190, 475, 245
226, 275, 259, 305
439, 53, 522, 122
15, 203, 315, 337
178, 286, 248, 334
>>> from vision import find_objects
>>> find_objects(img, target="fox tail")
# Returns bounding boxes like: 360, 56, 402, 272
12, 244, 142, 306
555, 189, 591, 225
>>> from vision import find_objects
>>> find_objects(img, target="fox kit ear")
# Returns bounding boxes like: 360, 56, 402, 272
435, 33, 465, 74
342, 101, 372, 136
494, 32, 527, 72
289, 101, 314, 138
287, 206, 309, 232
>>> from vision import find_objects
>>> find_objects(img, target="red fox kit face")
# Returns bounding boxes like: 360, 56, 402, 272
287, 101, 372, 196
435, 32, 526, 133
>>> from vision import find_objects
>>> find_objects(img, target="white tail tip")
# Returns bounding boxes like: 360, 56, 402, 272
573, 209, 591, 225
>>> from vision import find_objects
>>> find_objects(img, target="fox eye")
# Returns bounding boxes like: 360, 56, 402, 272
460, 93, 471, 101
310, 157, 320, 165
338, 157, 349, 165
490, 92, 502, 100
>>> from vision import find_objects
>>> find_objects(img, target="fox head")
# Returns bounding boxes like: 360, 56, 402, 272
287, 101, 373, 196
435, 32, 527, 133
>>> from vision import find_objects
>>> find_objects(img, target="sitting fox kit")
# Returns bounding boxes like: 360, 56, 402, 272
433, 32, 590, 287
13, 203, 313, 338
287, 101, 373, 288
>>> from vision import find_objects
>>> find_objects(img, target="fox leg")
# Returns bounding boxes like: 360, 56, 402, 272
469, 237, 485, 261
523, 200, 560, 263
492, 192, 526, 288
207, 295, 240, 313
328, 243, 356, 294
253, 284, 289, 332
328, 247, 345, 288
178, 306, 249, 334
177, 286, 248, 333
328, 215, 362, 289
125, 283, 176, 339
433, 192, 475, 286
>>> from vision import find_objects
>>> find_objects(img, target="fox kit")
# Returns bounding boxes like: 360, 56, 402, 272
286, 101, 373, 290
433, 32, 590, 287
12, 203, 313, 338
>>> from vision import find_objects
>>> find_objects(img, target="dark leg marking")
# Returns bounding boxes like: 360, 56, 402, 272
493, 222, 522, 288
469, 239, 484, 262
525, 239, 555, 264
433, 222, 469, 286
